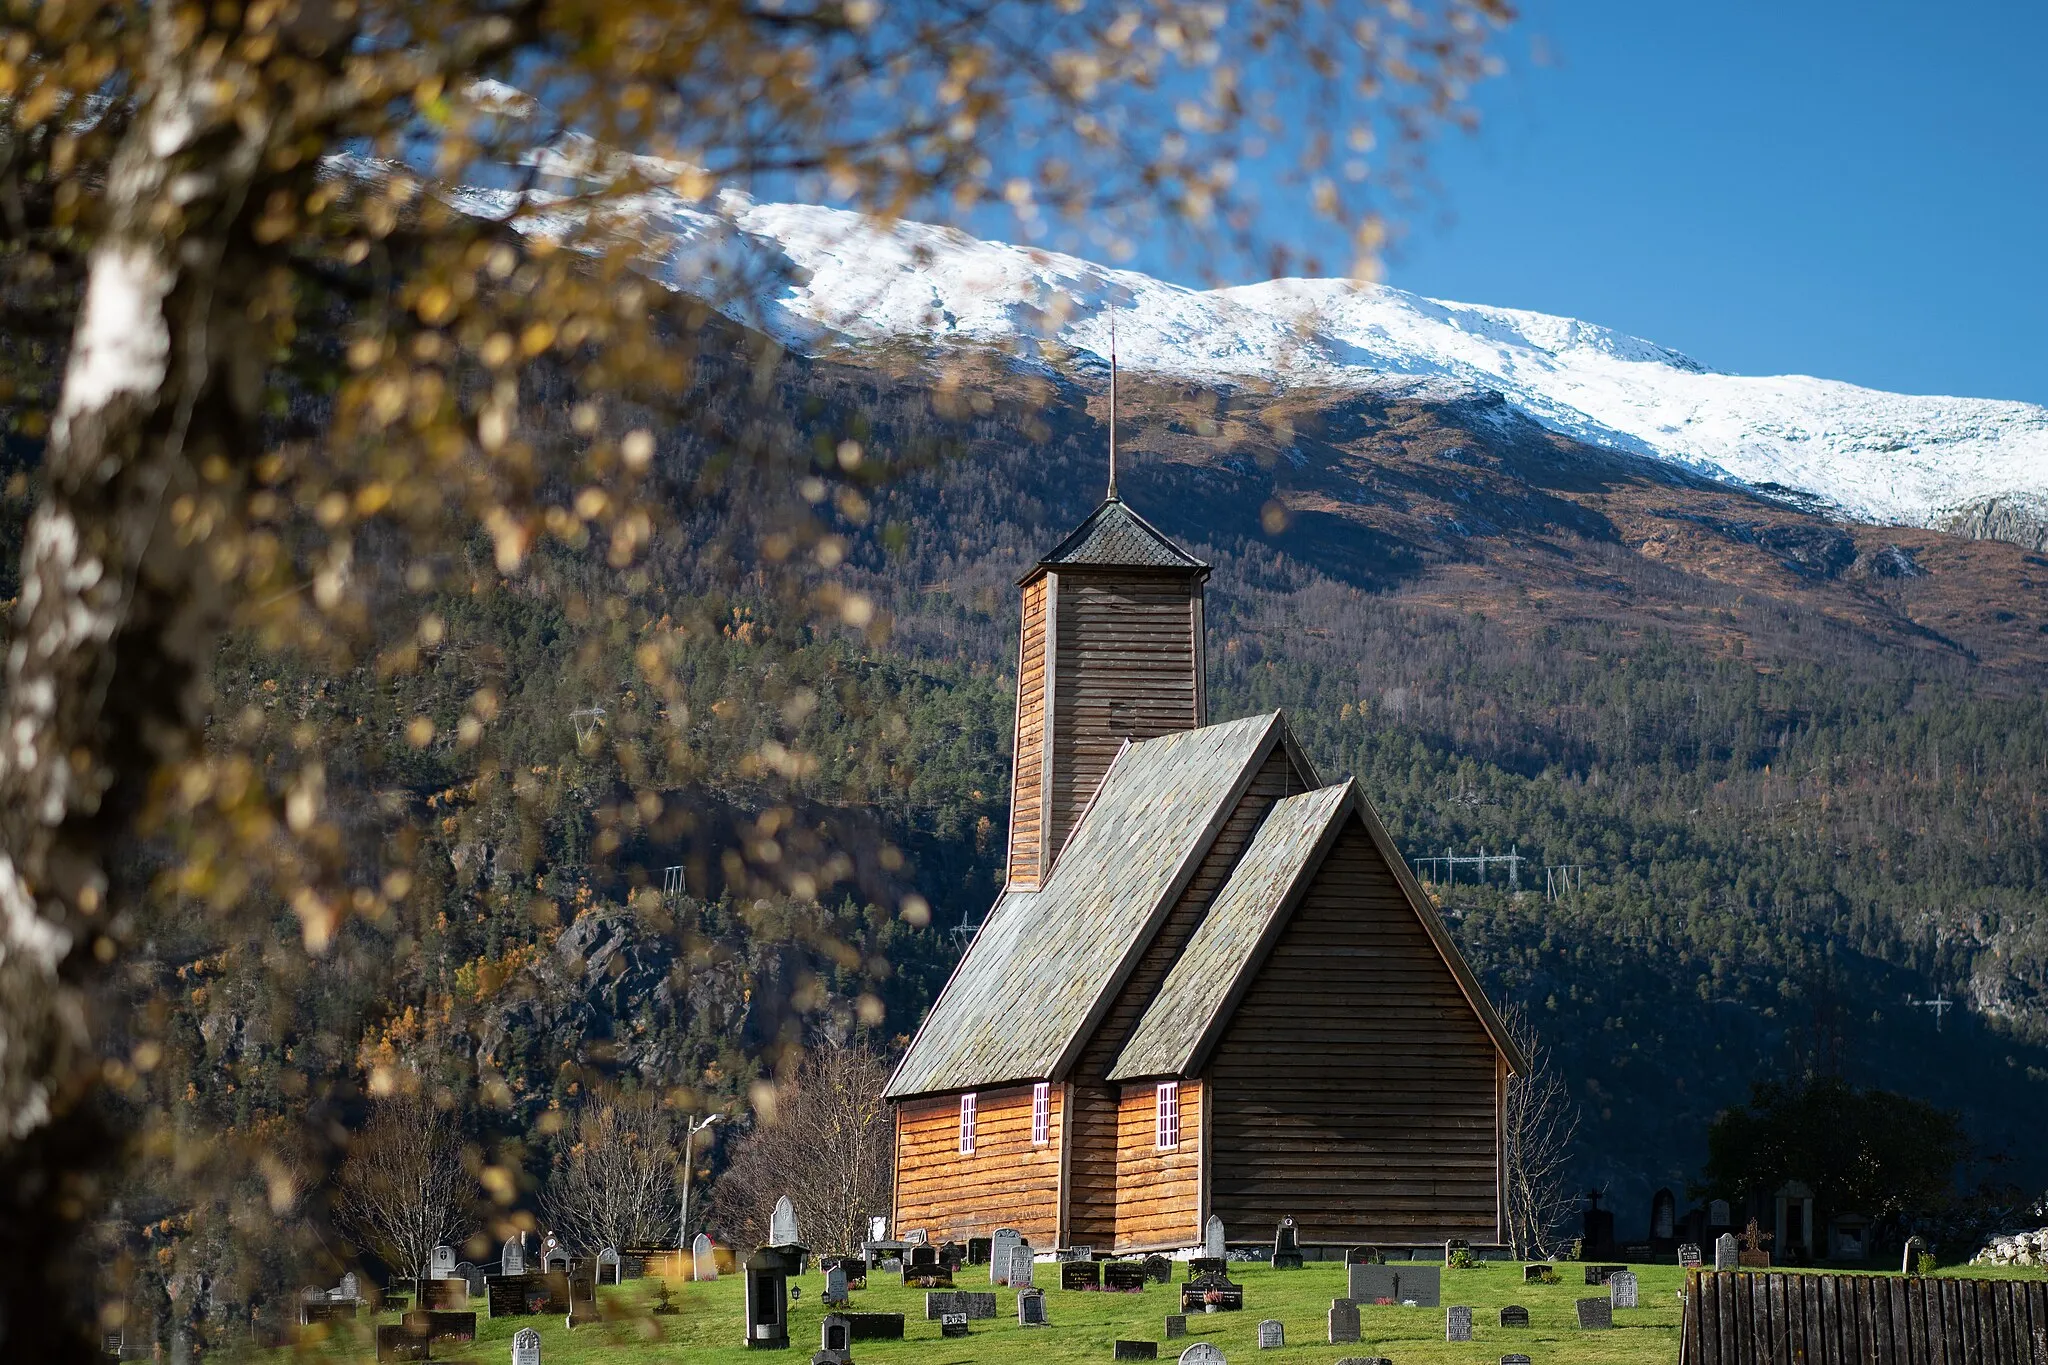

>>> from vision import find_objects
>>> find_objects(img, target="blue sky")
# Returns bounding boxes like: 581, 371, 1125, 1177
1347, 0, 2048, 404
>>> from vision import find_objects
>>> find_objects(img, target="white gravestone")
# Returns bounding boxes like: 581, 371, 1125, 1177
1713, 1233, 1738, 1272
502, 1236, 526, 1276
903, 1229, 928, 1245
597, 1246, 621, 1285
869, 1216, 888, 1242
1446, 1305, 1473, 1341
990, 1229, 1023, 1285
1203, 1216, 1226, 1259
1180, 1344, 1227, 1365
1327, 1299, 1360, 1344
1608, 1271, 1638, 1309
431, 1246, 457, 1278
511, 1326, 542, 1365
338, 1273, 359, 1301
1007, 1245, 1034, 1289
1256, 1319, 1284, 1349
770, 1196, 801, 1246
693, 1232, 719, 1282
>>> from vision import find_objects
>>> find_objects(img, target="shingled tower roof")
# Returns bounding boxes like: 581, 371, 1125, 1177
1026, 497, 1209, 577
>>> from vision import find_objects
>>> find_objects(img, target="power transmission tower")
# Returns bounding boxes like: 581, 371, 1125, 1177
570, 705, 607, 743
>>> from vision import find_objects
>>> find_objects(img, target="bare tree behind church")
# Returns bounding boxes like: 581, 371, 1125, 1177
1501, 1005, 1582, 1259
709, 1044, 893, 1252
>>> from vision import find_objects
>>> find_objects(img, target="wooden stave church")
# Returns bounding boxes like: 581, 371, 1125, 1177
884, 493, 1528, 1255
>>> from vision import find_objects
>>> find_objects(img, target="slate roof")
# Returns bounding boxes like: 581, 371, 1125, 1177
1108, 780, 1530, 1080
883, 712, 1285, 1099
1029, 497, 1209, 575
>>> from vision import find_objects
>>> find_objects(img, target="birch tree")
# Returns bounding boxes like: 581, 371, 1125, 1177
1500, 1003, 1582, 1260
333, 1092, 472, 1281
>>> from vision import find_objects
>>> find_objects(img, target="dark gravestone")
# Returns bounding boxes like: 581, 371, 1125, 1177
419, 1279, 468, 1311
1398, 1265, 1443, 1308
1583, 1264, 1627, 1286
842, 1313, 905, 1341
1163, 1314, 1187, 1339
1344, 1246, 1381, 1266
967, 1238, 991, 1266
940, 1313, 969, 1339
814, 1314, 853, 1365
1184, 1258, 1226, 1279
375, 1324, 430, 1362
565, 1275, 599, 1327
1142, 1255, 1174, 1284
924, 1292, 997, 1320
1500, 1356, 1534, 1365
1115, 1342, 1159, 1360
487, 1273, 570, 1317
401, 1310, 476, 1342
939, 1242, 967, 1270
1104, 1262, 1147, 1293
1677, 1243, 1703, 1269
1063, 1260, 1102, 1292
1500, 1305, 1530, 1328
904, 1244, 952, 1288
1522, 1264, 1555, 1284
1335, 1360, 1394, 1365
298, 1300, 357, 1327
1328, 1298, 1361, 1344
1576, 1296, 1613, 1330
1180, 1272, 1244, 1313
1271, 1218, 1303, 1271
1018, 1290, 1047, 1327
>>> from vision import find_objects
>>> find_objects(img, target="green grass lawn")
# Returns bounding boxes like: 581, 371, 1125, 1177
275, 1257, 2046, 1364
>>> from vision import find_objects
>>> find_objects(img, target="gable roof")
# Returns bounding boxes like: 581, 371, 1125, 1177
1027, 497, 1209, 576
1107, 780, 1530, 1082
884, 712, 1285, 1100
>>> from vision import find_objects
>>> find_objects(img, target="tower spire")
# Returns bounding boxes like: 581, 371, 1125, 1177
1106, 300, 1119, 501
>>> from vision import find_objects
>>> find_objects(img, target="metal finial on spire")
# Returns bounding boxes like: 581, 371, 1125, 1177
1107, 300, 1119, 501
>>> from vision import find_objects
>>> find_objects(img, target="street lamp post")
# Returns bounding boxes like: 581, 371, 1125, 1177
679, 1113, 720, 1253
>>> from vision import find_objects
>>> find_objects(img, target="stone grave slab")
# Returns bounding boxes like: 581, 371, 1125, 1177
990, 1230, 1023, 1285
1184, 1258, 1226, 1279
693, 1233, 719, 1281
1104, 1262, 1147, 1293
1007, 1246, 1035, 1289
1328, 1298, 1361, 1344
842, 1313, 905, 1340
1018, 1289, 1047, 1326
1347, 1264, 1399, 1304
420, 1278, 468, 1311
967, 1238, 991, 1266
375, 1324, 429, 1362
814, 1313, 853, 1365
1256, 1319, 1284, 1349
924, 1291, 996, 1320
1397, 1265, 1442, 1308
1115, 1342, 1159, 1360
1499, 1305, 1529, 1328
770, 1195, 800, 1246
503, 1237, 527, 1277
1344, 1246, 1381, 1266
1609, 1270, 1639, 1308
1576, 1296, 1613, 1330
1446, 1305, 1473, 1341
1335, 1360, 1393, 1365
1180, 1345, 1226, 1365
1522, 1264, 1555, 1284
1677, 1243, 1702, 1269
823, 1264, 849, 1306
1713, 1234, 1737, 1272
939, 1313, 969, 1339
1583, 1264, 1627, 1285
402, 1309, 477, 1342
431, 1246, 457, 1278
1163, 1314, 1186, 1339
1737, 1250, 1771, 1269
1063, 1260, 1102, 1292
298, 1300, 357, 1327
1271, 1219, 1303, 1270
1500, 1356, 1533, 1365
512, 1326, 542, 1365
1203, 1217, 1226, 1259
1180, 1272, 1243, 1313
1143, 1256, 1174, 1284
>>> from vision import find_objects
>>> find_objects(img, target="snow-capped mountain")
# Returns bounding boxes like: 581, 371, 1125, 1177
461, 181, 2048, 532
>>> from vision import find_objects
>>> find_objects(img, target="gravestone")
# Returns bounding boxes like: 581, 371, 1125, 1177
903, 1229, 928, 1245
1398, 1265, 1443, 1308
990, 1229, 1023, 1285
1180, 1272, 1244, 1313
376, 1324, 430, 1361
1018, 1289, 1047, 1327
486, 1273, 570, 1317
1335, 1360, 1393, 1365
458, 1262, 486, 1298
1256, 1320, 1285, 1349
596, 1247, 621, 1285
743, 1246, 792, 1349
1583, 1264, 1626, 1285
298, 1300, 357, 1327
1115, 1343, 1159, 1360
842, 1313, 905, 1340
1901, 1235, 1926, 1275
512, 1326, 542, 1365
431, 1246, 457, 1279
403, 1309, 478, 1342
940, 1313, 969, 1339
904, 1244, 952, 1288
1065, 1245, 1097, 1262
1203, 1216, 1226, 1259
1007, 1245, 1035, 1289
1575, 1296, 1613, 1330
1522, 1264, 1554, 1284
1446, 1305, 1474, 1342
815, 1313, 853, 1365
1651, 1187, 1676, 1241
1500, 1356, 1533, 1365
339, 1272, 360, 1301
924, 1291, 997, 1321
1327, 1298, 1361, 1344
1348, 1264, 1399, 1305
770, 1196, 801, 1247
541, 1238, 568, 1274
565, 1273, 599, 1328
1714, 1233, 1738, 1272
1677, 1243, 1702, 1269
1444, 1238, 1471, 1265
1271, 1218, 1303, 1270
1179, 1344, 1227, 1365
1184, 1258, 1226, 1279
1105, 1261, 1147, 1293
503, 1236, 526, 1277
1500, 1305, 1529, 1328
1142, 1255, 1174, 1284
693, 1232, 720, 1281
1345, 1246, 1381, 1266
1063, 1259, 1102, 1292
1163, 1314, 1186, 1339
420, 1277, 469, 1310
939, 1242, 967, 1271
1608, 1270, 1638, 1309
1708, 1199, 1731, 1227
968, 1238, 991, 1266
823, 1263, 849, 1306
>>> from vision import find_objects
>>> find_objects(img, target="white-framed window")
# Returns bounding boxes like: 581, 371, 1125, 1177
1155, 1081, 1180, 1150
1032, 1082, 1050, 1146
959, 1092, 977, 1154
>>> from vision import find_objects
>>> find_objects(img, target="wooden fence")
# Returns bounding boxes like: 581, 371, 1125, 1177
1681, 1270, 2048, 1365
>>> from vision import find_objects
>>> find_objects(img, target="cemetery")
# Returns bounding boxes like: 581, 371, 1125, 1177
260, 1247, 2048, 1365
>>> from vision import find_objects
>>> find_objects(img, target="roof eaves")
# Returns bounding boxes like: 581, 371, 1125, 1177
1045, 710, 1286, 1084
882, 889, 1022, 1099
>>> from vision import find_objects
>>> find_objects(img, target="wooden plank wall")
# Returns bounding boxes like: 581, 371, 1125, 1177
1006, 576, 1049, 887
1113, 1081, 1204, 1250
1206, 819, 1502, 1245
1063, 745, 1308, 1250
1047, 571, 1201, 861
1680, 1271, 2048, 1365
893, 1085, 1063, 1246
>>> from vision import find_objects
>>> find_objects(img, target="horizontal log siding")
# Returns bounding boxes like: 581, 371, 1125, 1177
1007, 576, 1050, 887
1047, 572, 1200, 862
1114, 1080, 1203, 1250
1064, 745, 1306, 1250
1206, 822, 1502, 1245
893, 1085, 1063, 1246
